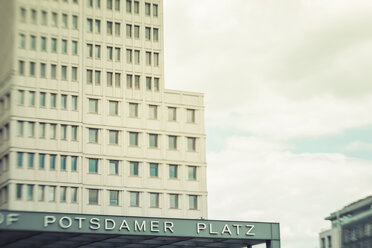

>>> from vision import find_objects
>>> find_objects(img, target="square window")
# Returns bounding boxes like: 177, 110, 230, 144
39, 123, 46, 138
61, 125, 67, 140
146, 52, 151, 66
149, 134, 158, 148
17, 121, 24, 136
51, 64, 57, 79
149, 163, 158, 177
126, 74, 133, 89
126, 24, 132, 38
49, 186, 56, 201
115, 22, 121, 36
134, 1, 139, 14
134, 25, 140, 39
71, 126, 78, 141
71, 156, 77, 171
39, 154, 45, 169
95, 19, 101, 33
40, 63, 46, 78
71, 187, 78, 203
146, 77, 151, 90
168, 135, 177, 150
187, 137, 196, 151
109, 101, 118, 115
16, 184, 23, 199
95, 45, 101, 58
89, 158, 98, 173
129, 103, 138, 117
107, 0, 113, 9
61, 95, 67, 109
60, 156, 66, 170
62, 13, 68, 28
187, 109, 195, 123
107, 46, 113, 60
18, 60, 25, 75
145, 27, 151, 41
126, 49, 132, 63
115, 73, 121, 87
72, 41, 78, 55
130, 161, 138, 176
30, 35, 36, 50
109, 160, 118, 174
72, 67, 78, 81
50, 93, 56, 108
87, 44, 93, 57
50, 155, 56, 170
72, 15, 78, 29
148, 105, 157, 119
89, 98, 98, 113
130, 191, 139, 207
27, 153, 34, 168
29, 62, 36, 76
60, 186, 67, 202
150, 193, 159, 208
154, 78, 159, 91
115, 47, 121, 61
107, 21, 113, 35
95, 70, 101, 84
168, 107, 176, 121
153, 4, 158, 17
115, 0, 120, 10
16, 152, 23, 168
126, 0, 132, 13
145, 3, 150, 16
189, 195, 198, 210
129, 132, 138, 146
87, 18, 93, 32
28, 122, 35, 137
88, 189, 99, 204
107, 72, 113, 86
61, 66, 67, 80
89, 128, 98, 143
27, 185, 34, 201
40, 36, 46, 51
50, 124, 57, 139
135, 75, 140, 89
87, 69, 93, 83
170, 194, 178, 209
110, 190, 119, 205
134, 50, 140, 64
38, 185, 45, 201
169, 164, 177, 179
188, 166, 197, 180
109, 130, 118, 144
52, 12, 58, 27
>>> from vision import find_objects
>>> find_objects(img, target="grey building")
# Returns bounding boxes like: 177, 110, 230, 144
320, 195, 372, 248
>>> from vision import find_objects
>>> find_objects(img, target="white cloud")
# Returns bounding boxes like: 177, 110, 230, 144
207, 136, 372, 248
343, 141, 372, 151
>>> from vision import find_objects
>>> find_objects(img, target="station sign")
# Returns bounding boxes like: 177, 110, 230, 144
0, 210, 280, 241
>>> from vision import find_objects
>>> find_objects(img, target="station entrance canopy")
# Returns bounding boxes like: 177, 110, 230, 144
0, 210, 280, 248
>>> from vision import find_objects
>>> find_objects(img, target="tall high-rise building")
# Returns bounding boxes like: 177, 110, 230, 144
0, 0, 207, 219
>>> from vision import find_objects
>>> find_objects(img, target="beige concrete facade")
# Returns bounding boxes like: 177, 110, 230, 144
0, 0, 207, 219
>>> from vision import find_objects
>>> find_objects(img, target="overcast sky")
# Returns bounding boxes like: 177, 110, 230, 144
163, 1, 372, 247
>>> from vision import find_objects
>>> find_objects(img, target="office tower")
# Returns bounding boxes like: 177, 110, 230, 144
0, 0, 207, 219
